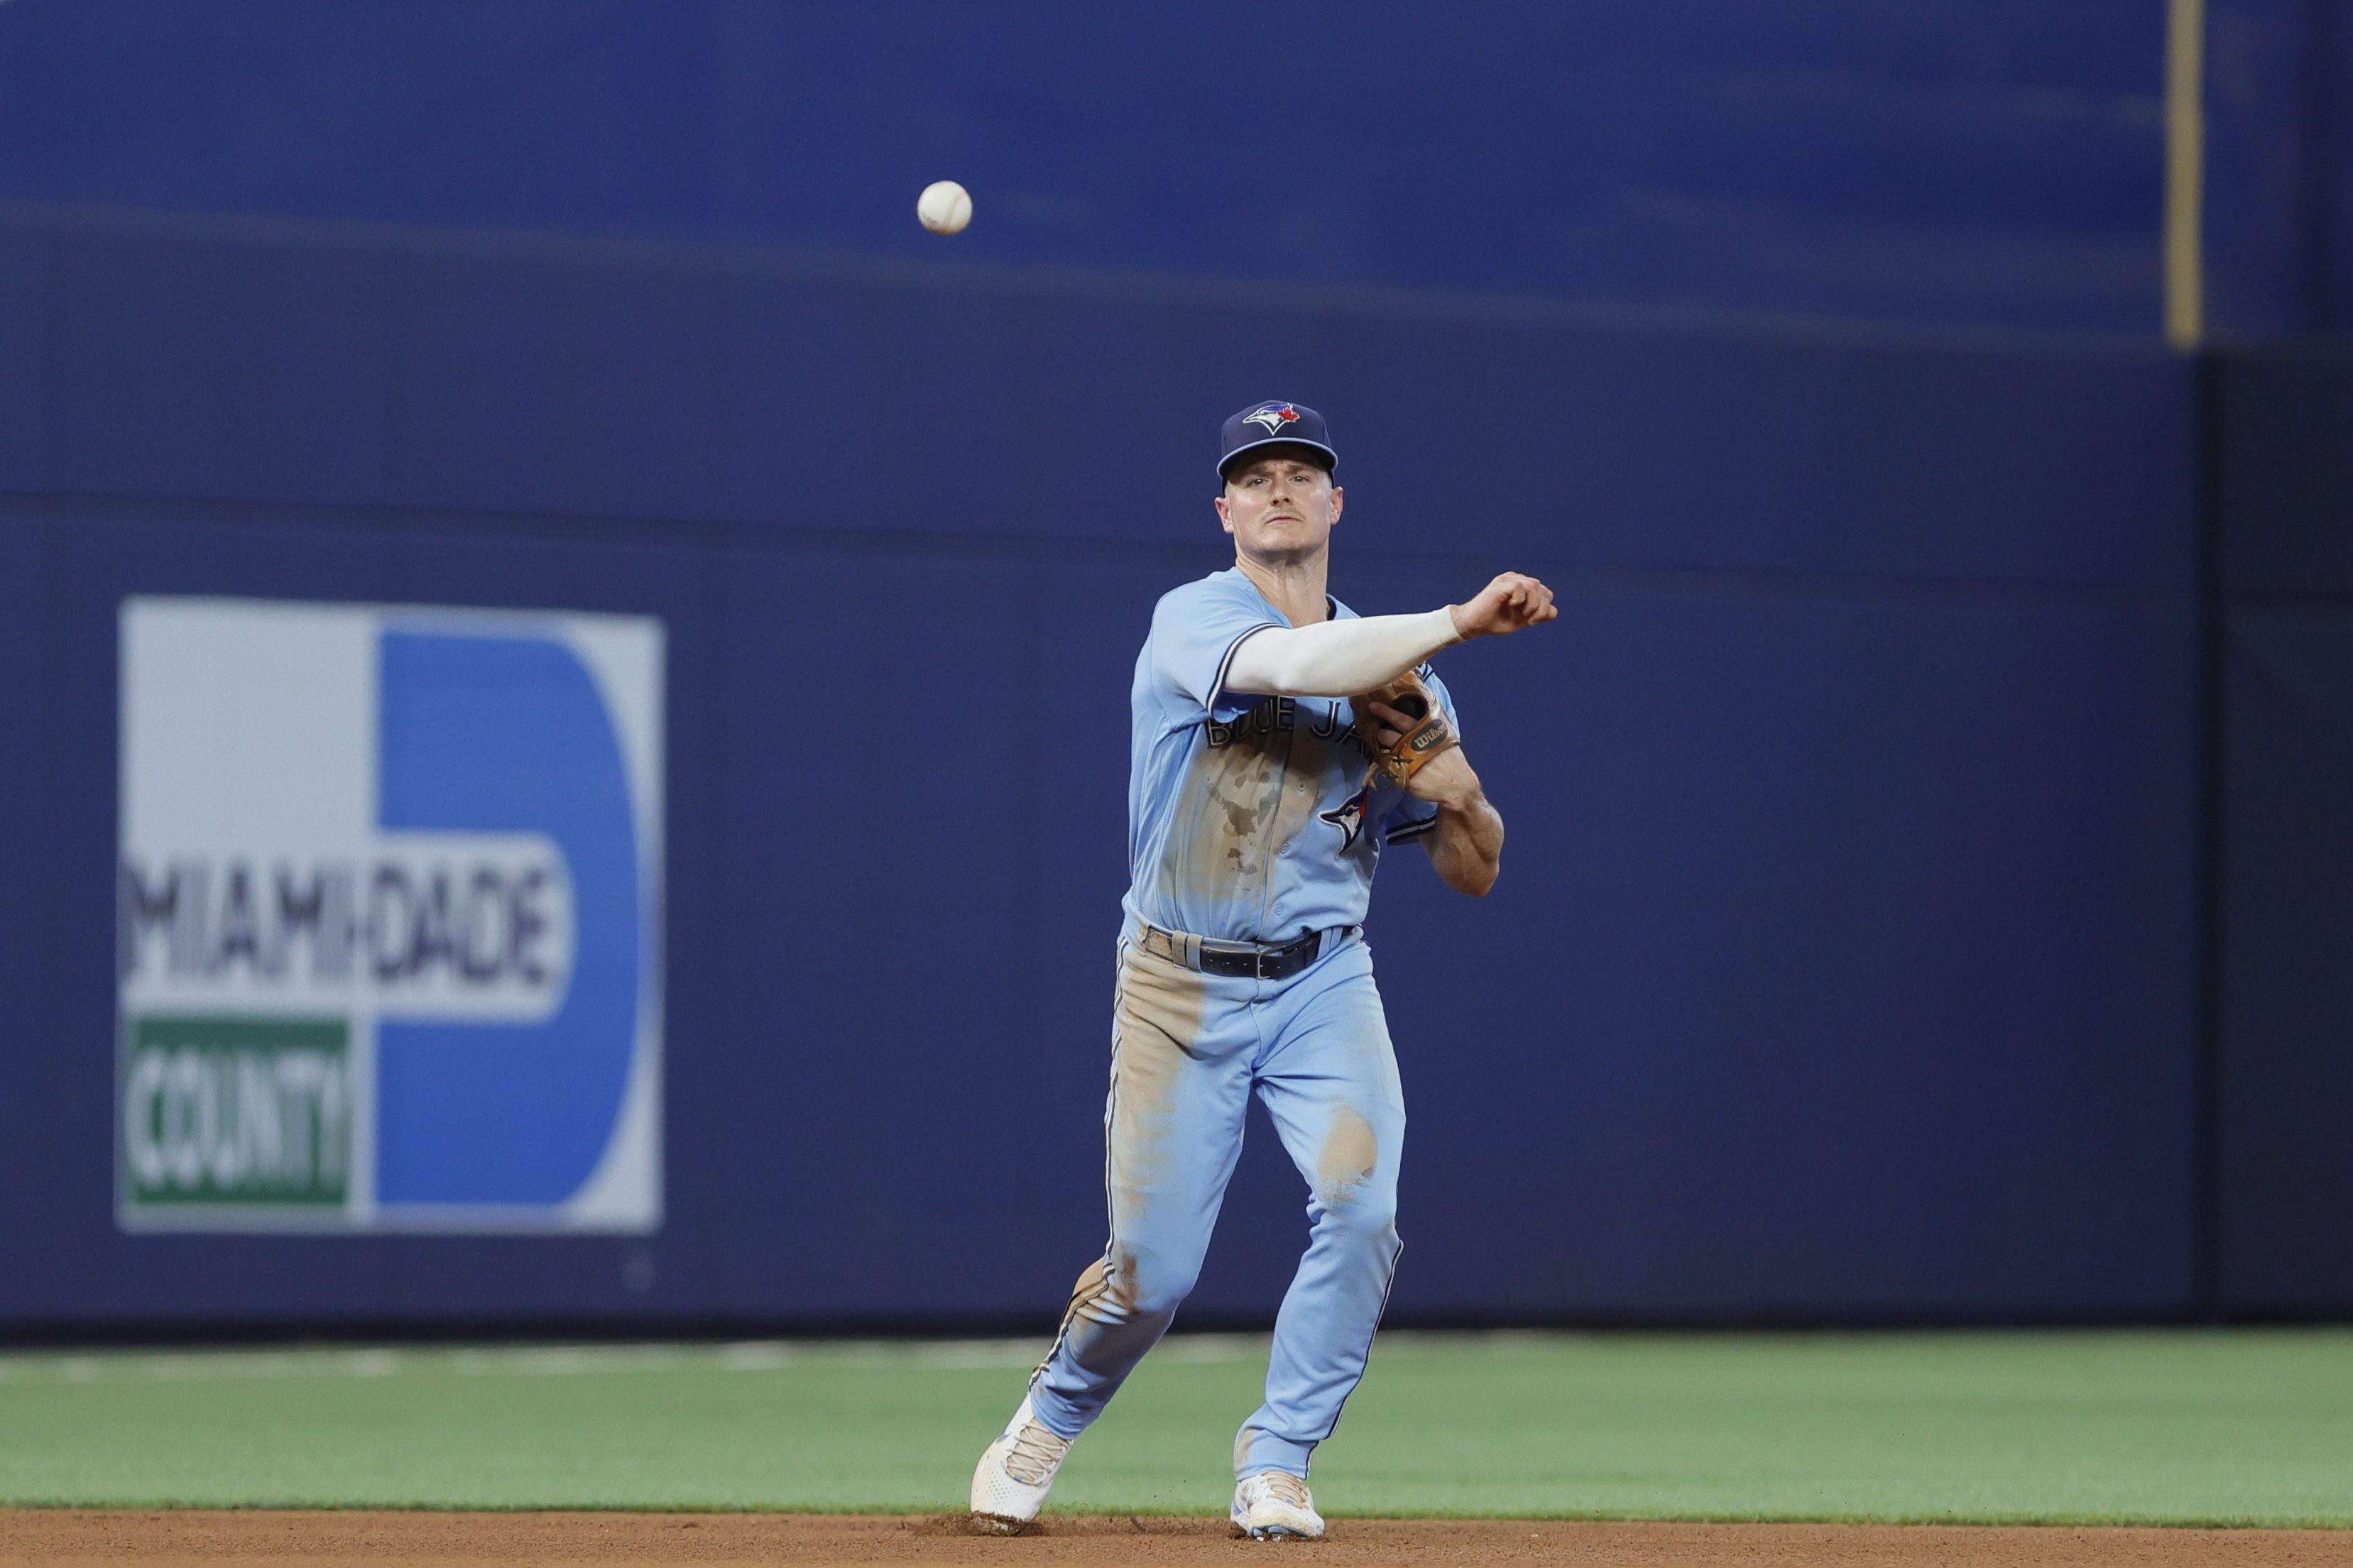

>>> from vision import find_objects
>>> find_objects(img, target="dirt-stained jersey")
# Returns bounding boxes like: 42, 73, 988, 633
1123, 569, 1455, 943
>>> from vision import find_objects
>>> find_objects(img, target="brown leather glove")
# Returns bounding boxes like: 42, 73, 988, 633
1358, 672, 1457, 789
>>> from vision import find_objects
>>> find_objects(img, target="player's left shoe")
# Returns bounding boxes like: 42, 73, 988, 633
968, 1391, 1076, 1534
1231, 1470, 1325, 1540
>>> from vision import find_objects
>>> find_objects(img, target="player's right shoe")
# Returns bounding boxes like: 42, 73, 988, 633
968, 1391, 1076, 1534
1231, 1470, 1326, 1540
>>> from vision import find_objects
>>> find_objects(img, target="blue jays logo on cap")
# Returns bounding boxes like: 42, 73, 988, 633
1218, 399, 1339, 481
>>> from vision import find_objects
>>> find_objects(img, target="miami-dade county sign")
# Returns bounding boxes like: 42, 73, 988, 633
116, 598, 662, 1232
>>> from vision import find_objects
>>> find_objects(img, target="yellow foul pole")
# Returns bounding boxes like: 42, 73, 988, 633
2165, 0, 2207, 349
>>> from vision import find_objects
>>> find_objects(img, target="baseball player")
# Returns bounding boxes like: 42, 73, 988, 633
970, 400, 1556, 1539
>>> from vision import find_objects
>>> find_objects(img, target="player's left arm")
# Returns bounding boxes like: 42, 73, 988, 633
1363, 704, 1505, 897
1359, 575, 1554, 896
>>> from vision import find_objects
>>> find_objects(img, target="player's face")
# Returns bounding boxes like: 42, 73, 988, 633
1216, 455, 1342, 566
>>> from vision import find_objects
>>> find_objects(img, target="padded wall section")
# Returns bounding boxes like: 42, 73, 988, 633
0, 211, 2203, 1327
0, 229, 43, 490
0, 515, 44, 1322
2217, 346, 2353, 1310
48, 225, 396, 505
0, 505, 2202, 1326
12, 211, 2195, 588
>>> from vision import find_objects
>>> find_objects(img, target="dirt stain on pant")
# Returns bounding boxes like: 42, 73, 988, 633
1057, 1256, 1117, 1332
1103, 944, 1206, 1303
1315, 1104, 1380, 1207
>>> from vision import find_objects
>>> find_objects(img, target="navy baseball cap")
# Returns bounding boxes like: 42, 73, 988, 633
1218, 400, 1338, 483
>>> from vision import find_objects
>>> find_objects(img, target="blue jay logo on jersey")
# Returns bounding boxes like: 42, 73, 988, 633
1319, 786, 1373, 850
116, 599, 664, 1234
1244, 403, 1302, 437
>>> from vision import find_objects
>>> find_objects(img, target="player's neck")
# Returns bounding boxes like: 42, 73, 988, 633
1233, 549, 1331, 626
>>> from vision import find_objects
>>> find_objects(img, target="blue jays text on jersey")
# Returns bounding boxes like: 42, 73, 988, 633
1122, 569, 1458, 945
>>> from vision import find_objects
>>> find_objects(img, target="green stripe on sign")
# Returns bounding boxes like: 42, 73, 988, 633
120, 1016, 350, 1206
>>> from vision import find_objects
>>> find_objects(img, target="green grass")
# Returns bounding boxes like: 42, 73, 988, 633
2, 1329, 2349, 1526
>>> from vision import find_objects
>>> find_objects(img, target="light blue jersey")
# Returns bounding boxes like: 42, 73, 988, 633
1122, 569, 1457, 943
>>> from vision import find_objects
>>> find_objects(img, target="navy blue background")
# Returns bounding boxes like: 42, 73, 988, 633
0, 3, 2349, 1331
0, 1, 2341, 336
0, 1, 2173, 334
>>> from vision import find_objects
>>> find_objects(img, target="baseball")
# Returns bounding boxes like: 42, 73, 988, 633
917, 180, 972, 235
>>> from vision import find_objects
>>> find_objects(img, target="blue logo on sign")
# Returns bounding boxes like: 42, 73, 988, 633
374, 634, 640, 1207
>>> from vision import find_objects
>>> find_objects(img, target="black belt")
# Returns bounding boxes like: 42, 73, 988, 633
1137, 923, 1348, 981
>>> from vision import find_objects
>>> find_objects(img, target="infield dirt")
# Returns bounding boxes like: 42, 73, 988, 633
4, 1512, 2349, 1567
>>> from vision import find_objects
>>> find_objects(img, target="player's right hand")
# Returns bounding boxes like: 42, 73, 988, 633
1448, 572, 1558, 640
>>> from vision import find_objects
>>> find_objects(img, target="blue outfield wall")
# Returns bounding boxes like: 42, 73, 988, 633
0, 208, 2202, 1328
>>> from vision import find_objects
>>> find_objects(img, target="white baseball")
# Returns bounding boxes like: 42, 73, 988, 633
917, 180, 972, 235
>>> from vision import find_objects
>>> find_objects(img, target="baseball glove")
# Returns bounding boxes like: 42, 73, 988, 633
1357, 672, 1456, 789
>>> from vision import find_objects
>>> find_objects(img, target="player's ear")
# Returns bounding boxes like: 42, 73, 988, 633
1215, 493, 1236, 535
1328, 484, 1342, 527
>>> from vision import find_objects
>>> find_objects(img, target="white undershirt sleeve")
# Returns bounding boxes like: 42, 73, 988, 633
1221, 607, 1463, 698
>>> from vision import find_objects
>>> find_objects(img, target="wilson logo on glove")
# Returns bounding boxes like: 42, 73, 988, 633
1358, 674, 1457, 789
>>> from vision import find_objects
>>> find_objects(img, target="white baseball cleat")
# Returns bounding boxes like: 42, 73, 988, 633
968, 1392, 1076, 1534
1231, 1470, 1325, 1540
